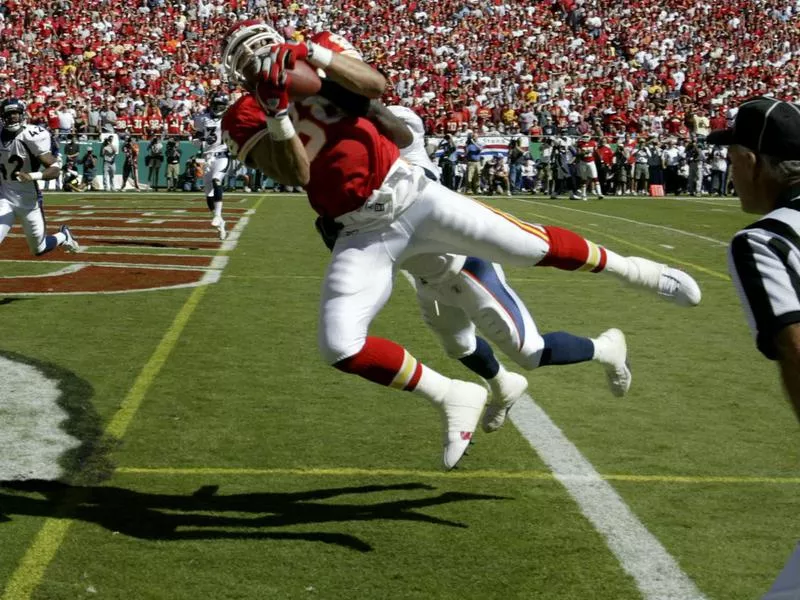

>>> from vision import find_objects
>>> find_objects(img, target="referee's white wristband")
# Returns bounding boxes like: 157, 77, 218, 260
267, 116, 296, 141
307, 43, 333, 69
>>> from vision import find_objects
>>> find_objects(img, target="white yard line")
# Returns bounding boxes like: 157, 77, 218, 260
508, 197, 729, 247
511, 395, 707, 600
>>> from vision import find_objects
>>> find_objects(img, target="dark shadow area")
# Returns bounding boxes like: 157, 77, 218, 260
0, 480, 507, 552
0, 298, 29, 306
0, 350, 115, 484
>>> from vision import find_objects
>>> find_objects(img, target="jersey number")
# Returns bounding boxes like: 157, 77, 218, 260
289, 100, 344, 162
0, 155, 24, 181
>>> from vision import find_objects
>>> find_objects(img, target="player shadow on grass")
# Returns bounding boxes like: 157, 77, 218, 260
0, 350, 116, 484
0, 480, 507, 552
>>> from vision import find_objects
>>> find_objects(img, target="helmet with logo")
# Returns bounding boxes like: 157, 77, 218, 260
220, 19, 285, 85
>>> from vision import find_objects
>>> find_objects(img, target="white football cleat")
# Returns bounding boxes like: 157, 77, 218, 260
211, 216, 227, 240
658, 267, 701, 307
439, 380, 488, 470
595, 328, 631, 397
60, 225, 80, 253
483, 371, 529, 433
625, 258, 701, 307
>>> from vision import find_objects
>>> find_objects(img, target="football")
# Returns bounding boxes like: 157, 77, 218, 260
287, 59, 322, 100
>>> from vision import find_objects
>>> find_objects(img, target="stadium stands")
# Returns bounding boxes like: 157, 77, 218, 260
0, 0, 796, 140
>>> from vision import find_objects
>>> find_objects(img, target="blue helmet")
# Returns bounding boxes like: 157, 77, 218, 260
210, 92, 229, 117
0, 98, 26, 133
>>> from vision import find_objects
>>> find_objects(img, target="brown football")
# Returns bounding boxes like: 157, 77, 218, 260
288, 59, 322, 99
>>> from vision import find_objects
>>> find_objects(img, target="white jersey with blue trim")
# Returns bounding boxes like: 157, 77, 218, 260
194, 111, 227, 158
0, 124, 52, 207
387, 105, 440, 180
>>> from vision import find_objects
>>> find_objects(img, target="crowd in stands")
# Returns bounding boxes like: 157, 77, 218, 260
3, 0, 797, 195
1, 0, 798, 142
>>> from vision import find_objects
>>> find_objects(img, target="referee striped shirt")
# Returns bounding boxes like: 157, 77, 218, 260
729, 184, 800, 359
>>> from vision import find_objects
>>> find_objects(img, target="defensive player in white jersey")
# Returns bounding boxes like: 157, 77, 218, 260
0, 99, 79, 256
221, 22, 702, 469
384, 105, 630, 432
193, 92, 231, 240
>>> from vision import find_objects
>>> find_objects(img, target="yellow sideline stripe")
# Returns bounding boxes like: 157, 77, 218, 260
507, 207, 730, 281
116, 466, 800, 485
0, 197, 267, 600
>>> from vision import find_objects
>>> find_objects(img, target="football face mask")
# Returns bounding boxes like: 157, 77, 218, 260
220, 20, 285, 85
0, 99, 26, 133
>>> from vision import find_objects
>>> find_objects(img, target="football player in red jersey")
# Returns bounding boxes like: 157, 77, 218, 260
220, 21, 702, 469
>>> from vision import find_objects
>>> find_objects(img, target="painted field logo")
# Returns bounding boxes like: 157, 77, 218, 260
0, 204, 251, 295
0, 352, 111, 483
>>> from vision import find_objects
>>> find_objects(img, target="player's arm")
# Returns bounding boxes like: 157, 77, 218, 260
315, 80, 413, 149
366, 101, 413, 149
17, 151, 61, 183
776, 323, 800, 421
730, 231, 800, 422
266, 42, 385, 99
248, 135, 309, 187
316, 50, 385, 99
223, 93, 309, 187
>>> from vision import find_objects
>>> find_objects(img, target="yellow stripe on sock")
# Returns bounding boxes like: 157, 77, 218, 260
389, 351, 417, 390
578, 241, 601, 272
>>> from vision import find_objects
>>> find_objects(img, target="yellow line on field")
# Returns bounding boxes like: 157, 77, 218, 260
509, 208, 731, 281
0, 199, 268, 600
116, 466, 800, 485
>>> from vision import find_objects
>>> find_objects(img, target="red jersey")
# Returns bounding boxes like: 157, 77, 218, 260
147, 116, 163, 134
130, 116, 146, 135
116, 115, 130, 133
596, 145, 614, 167
577, 139, 597, 163
222, 94, 399, 219
46, 107, 59, 130
165, 114, 184, 135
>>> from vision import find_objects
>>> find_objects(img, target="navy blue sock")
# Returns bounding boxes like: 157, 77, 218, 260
36, 235, 59, 256
213, 181, 223, 203
459, 336, 500, 379
206, 195, 215, 211
539, 332, 594, 366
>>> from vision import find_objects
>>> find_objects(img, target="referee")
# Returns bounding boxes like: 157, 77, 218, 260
708, 95, 800, 599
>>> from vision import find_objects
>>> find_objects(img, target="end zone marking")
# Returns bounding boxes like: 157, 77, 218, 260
1, 196, 265, 600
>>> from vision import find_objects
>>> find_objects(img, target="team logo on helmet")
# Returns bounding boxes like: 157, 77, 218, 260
220, 19, 285, 85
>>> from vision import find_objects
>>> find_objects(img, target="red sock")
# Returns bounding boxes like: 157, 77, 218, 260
334, 337, 423, 390
537, 226, 607, 272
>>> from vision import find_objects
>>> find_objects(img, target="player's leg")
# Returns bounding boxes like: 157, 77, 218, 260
204, 158, 227, 239
428, 258, 630, 431
412, 272, 529, 406
19, 202, 79, 255
0, 200, 15, 247
319, 233, 487, 469
400, 179, 701, 306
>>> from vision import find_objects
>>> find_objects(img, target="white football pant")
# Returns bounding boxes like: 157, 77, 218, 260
413, 259, 546, 369
203, 155, 229, 196
318, 160, 551, 364
0, 199, 50, 255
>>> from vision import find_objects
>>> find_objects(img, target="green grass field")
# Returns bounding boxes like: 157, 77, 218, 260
0, 192, 797, 600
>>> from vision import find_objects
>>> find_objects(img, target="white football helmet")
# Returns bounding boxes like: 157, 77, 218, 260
220, 19, 285, 85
